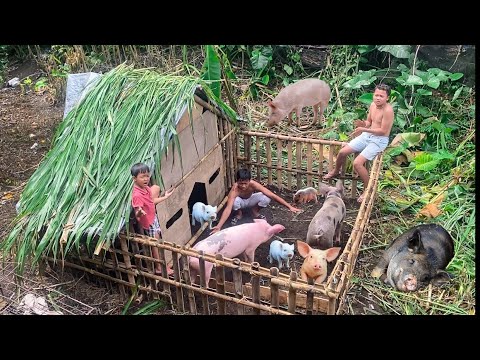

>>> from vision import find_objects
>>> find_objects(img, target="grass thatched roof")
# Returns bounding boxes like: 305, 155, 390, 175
1, 64, 236, 273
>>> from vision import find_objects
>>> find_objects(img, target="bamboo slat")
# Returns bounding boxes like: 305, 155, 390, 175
270, 267, 280, 312
288, 272, 298, 314
266, 138, 272, 185
256, 136, 261, 182
307, 143, 313, 187
351, 152, 359, 197
240, 130, 345, 146
276, 139, 283, 189
232, 258, 245, 315
328, 145, 334, 185
296, 142, 302, 189
215, 254, 226, 315
198, 250, 210, 315
287, 142, 293, 190
171, 246, 184, 313
318, 143, 324, 180
181, 253, 197, 314
251, 262, 261, 315
244, 135, 251, 173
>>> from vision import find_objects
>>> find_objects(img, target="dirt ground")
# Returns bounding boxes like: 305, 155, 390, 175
0, 60, 384, 315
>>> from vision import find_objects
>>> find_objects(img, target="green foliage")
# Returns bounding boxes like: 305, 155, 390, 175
201, 45, 222, 98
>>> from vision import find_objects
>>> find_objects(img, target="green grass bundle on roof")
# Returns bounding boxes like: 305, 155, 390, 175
1, 63, 236, 274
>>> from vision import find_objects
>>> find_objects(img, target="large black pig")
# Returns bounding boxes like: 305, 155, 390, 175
371, 224, 454, 291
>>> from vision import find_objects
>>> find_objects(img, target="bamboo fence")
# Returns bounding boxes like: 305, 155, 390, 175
49, 111, 381, 315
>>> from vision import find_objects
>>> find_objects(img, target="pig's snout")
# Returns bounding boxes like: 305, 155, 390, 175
312, 263, 322, 270
402, 274, 418, 291
288, 254, 293, 258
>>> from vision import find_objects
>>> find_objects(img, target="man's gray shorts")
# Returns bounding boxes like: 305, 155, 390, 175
348, 132, 389, 161
233, 192, 271, 211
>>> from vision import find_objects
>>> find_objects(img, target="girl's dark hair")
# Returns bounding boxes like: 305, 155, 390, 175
131, 163, 150, 177
375, 83, 391, 96
236, 168, 251, 181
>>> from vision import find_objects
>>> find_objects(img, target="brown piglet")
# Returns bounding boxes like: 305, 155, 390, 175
297, 240, 341, 284
293, 187, 318, 204
267, 78, 330, 127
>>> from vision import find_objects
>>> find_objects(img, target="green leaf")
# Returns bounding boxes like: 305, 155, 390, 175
377, 45, 412, 58
402, 132, 425, 146
452, 86, 463, 102
342, 70, 377, 89
201, 45, 221, 98
339, 132, 349, 141
358, 92, 373, 105
357, 45, 376, 54
283, 64, 293, 75
416, 88, 432, 96
250, 49, 270, 72
414, 153, 439, 171
405, 75, 424, 86
261, 74, 270, 85
426, 77, 440, 89
449, 72, 464, 81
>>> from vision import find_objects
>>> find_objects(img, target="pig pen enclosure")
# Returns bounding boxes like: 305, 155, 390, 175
51, 119, 382, 315
21, 68, 383, 315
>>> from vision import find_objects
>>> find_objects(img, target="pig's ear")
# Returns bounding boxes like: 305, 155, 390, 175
297, 240, 310, 258
267, 100, 275, 109
407, 230, 425, 253
326, 247, 341, 262
335, 180, 344, 194
431, 270, 453, 286
318, 183, 330, 196
213, 206, 217, 212
202, 204, 206, 211
268, 224, 285, 236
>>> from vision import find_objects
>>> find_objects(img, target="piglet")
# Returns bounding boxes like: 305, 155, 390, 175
191, 202, 217, 229
189, 219, 285, 283
293, 187, 318, 204
297, 240, 341, 284
371, 224, 454, 292
306, 180, 346, 249
268, 240, 295, 269
266, 78, 331, 127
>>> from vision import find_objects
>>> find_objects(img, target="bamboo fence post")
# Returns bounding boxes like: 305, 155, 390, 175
232, 258, 244, 315
328, 145, 335, 185
109, 248, 126, 298
266, 138, 272, 185
119, 237, 136, 286
218, 117, 226, 188
235, 131, 240, 171
228, 123, 236, 187
215, 254, 226, 315
251, 262, 261, 315
223, 119, 232, 188
181, 253, 197, 314
287, 141, 293, 190
307, 143, 313, 187
318, 144, 324, 180
256, 136, 261, 182
296, 142, 302, 189
327, 297, 337, 315
244, 134, 251, 173
198, 250, 210, 315
351, 152, 359, 198
270, 267, 280, 313
171, 245, 184, 313
288, 271, 298, 314
276, 138, 283, 189
157, 239, 171, 297
306, 277, 315, 315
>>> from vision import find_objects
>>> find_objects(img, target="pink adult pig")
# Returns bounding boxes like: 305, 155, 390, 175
267, 78, 331, 127
297, 240, 341, 284
189, 219, 285, 283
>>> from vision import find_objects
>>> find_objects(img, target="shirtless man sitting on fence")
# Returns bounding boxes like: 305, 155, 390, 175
324, 83, 394, 203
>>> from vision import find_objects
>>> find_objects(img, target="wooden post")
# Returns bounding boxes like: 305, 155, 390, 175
318, 143, 324, 180
327, 297, 337, 315
157, 239, 171, 298
351, 152, 359, 198
171, 245, 184, 313
215, 254, 226, 315
181, 253, 197, 314
251, 262, 261, 315
328, 145, 334, 185
306, 277, 315, 315
232, 258, 244, 315
198, 250, 210, 315
296, 142, 302, 189
287, 141, 293, 190
307, 143, 313, 187
244, 135, 251, 173
256, 136, 261, 182
119, 237, 136, 287
276, 138, 283, 190
288, 271, 298, 314
110, 248, 126, 298
266, 138, 272, 185
270, 267, 279, 313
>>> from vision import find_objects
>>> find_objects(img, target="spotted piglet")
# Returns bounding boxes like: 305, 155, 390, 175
306, 180, 345, 249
